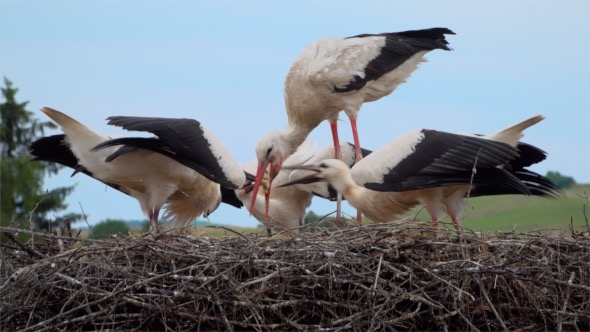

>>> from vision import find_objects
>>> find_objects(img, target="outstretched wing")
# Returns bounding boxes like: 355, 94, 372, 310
354, 129, 529, 194
94, 116, 246, 190
28, 135, 132, 196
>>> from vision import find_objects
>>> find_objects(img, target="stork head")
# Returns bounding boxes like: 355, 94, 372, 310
251, 131, 291, 219
279, 159, 349, 187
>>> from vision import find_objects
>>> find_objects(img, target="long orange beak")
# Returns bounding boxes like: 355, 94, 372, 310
249, 160, 269, 215
262, 159, 282, 221
250, 159, 283, 222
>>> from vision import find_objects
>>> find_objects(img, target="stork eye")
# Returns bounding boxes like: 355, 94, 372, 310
265, 147, 273, 158
319, 163, 328, 168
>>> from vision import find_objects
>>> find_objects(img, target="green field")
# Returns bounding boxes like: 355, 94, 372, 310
138, 184, 589, 237
409, 184, 589, 233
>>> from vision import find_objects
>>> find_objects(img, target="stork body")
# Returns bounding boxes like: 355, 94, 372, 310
35, 108, 245, 235
236, 141, 318, 233
282, 116, 560, 232
252, 27, 454, 214
236, 141, 371, 233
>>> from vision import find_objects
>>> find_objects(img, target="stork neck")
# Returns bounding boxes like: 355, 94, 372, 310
282, 125, 309, 157
330, 172, 362, 201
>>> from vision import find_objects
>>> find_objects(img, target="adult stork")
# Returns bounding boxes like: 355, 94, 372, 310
237, 140, 371, 233
252, 27, 455, 216
236, 141, 317, 234
281, 115, 560, 232
34, 107, 246, 236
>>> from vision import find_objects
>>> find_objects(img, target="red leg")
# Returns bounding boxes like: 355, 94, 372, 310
349, 116, 363, 162
148, 207, 161, 236
329, 119, 343, 219
348, 116, 365, 223
329, 120, 342, 160
449, 214, 463, 236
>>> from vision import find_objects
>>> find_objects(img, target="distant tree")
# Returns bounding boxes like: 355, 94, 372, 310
0, 77, 82, 232
92, 219, 130, 239
545, 171, 576, 189
141, 220, 152, 233
304, 210, 321, 225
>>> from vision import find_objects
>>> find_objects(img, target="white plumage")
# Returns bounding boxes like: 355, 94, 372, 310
281, 116, 560, 232
236, 141, 317, 233
31, 107, 246, 236
235, 140, 370, 233
251, 28, 455, 215
288, 141, 371, 201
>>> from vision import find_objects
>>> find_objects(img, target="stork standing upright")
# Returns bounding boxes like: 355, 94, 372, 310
251, 27, 455, 216
281, 115, 561, 232
33, 107, 246, 236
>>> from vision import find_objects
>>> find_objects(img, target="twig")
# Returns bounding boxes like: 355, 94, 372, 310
475, 276, 508, 331
205, 225, 251, 242
2, 231, 45, 258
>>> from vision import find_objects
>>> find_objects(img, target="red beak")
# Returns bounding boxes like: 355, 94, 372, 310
249, 160, 268, 215
250, 159, 283, 222
262, 159, 283, 221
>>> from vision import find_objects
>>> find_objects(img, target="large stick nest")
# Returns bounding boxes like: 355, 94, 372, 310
1, 223, 589, 331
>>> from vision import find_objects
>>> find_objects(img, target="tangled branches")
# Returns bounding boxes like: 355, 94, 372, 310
1, 223, 589, 331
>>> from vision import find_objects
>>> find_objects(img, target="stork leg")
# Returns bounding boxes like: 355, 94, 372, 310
447, 211, 464, 236
348, 116, 364, 225
329, 120, 343, 220
329, 120, 342, 160
148, 207, 161, 237
348, 116, 363, 163
425, 204, 445, 238
430, 216, 445, 239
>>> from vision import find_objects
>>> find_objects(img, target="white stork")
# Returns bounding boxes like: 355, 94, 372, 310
32, 107, 247, 236
237, 140, 371, 233
280, 115, 560, 232
251, 27, 455, 216
236, 141, 317, 234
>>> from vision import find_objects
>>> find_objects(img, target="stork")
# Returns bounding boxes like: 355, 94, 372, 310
252, 27, 455, 217
236, 141, 317, 234
280, 115, 561, 233
33, 107, 246, 236
286, 141, 372, 201
237, 140, 371, 234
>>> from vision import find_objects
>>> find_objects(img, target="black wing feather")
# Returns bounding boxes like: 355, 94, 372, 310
511, 142, 547, 170
220, 187, 243, 208
96, 117, 241, 189
28, 135, 131, 196
363, 130, 528, 194
335, 27, 454, 92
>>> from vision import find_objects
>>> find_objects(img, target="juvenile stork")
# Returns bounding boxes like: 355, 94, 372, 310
252, 27, 454, 216
281, 116, 560, 232
34, 107, 246, 236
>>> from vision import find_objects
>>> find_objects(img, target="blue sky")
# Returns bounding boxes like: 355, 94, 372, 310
2, 1, 589, 228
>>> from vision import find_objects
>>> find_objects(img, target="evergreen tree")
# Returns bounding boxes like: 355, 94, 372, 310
0, 77, 82, 232
545, 171, 576, 189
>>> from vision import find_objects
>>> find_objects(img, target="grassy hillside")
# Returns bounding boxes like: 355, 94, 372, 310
410, 183, 589, 233
119, 185, 589, 237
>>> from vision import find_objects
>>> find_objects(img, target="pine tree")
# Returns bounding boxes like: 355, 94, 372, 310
1, 77, 82, 232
